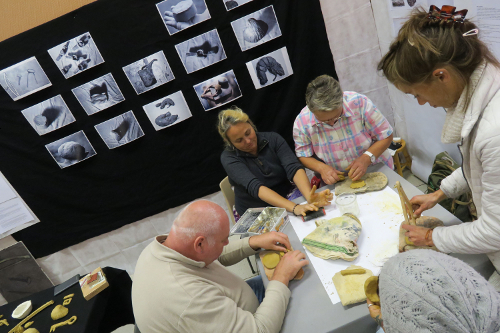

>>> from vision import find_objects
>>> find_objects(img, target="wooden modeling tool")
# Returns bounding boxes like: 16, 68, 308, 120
394, 181, 444, 252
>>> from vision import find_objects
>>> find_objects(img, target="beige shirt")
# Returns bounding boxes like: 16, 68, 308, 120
132, 235, 291, 333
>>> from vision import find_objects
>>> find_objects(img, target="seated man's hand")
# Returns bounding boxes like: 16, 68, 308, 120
346, 154, 371, 181
249, 231, 290, 252
319, 164, 344, 185
308, 185, 333, 207
271, 250, 309, 286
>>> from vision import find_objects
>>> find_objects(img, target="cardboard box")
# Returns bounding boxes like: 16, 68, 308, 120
79, 267, 108, 300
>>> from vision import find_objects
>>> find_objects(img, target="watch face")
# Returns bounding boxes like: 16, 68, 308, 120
371, 155, 376, 163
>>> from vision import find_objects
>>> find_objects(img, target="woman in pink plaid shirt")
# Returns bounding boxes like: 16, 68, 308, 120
293, 75, 394, 184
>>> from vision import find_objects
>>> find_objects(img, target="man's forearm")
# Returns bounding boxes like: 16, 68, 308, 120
298, 156, 327, 174
366, 134, 393, 158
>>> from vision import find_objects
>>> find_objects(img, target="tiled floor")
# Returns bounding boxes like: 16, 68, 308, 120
402, 169, 428, 194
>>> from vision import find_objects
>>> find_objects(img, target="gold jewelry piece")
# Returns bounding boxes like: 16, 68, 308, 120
50, 316, 77, 332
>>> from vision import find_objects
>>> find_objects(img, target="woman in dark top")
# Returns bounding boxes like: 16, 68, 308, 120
218, 106, 333, 216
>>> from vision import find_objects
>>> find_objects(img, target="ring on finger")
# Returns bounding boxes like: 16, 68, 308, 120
367, 303, 374, 308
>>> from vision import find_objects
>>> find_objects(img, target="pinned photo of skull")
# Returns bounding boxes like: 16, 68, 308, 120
47, 32, 104, 79
231, 5, 282, 52
72, 73, 125, 115
156, 0, 211, 36
0, 57, 52, 101
123, 51, 174, 95
94, 111, 144, 149
21, 95, 76, 136
143, 90, 192, 131
45, 130, 96, 169
175, 29, 227, 74
194, 70, 242, 111
223, 0, 253, 11
246, 47, 293, 89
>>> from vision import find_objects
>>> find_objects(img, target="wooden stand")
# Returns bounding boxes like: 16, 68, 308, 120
393, 139, 412, 176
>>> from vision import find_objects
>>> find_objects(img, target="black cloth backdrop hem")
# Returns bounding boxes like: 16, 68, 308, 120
0, 0, 337, 257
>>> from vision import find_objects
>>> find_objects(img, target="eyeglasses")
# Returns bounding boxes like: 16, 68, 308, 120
317, 111, 343, 125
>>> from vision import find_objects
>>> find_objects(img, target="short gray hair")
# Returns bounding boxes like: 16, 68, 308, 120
305, 75, 343, 112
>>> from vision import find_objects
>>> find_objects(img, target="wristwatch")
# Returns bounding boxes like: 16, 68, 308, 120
364, 151, 376, 163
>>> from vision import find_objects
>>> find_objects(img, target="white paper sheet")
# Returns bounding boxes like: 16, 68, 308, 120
290, 187, 405, 305
0, 198, 34, 234
0, 174, 16, 204
477, 0, 500, 60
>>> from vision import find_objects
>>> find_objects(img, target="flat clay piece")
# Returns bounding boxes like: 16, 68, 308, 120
364, 276, 380, 304
350, 180, 366, 189
335, 172, 388, 195
259, 250, 304, 281
24, 322, 34, 328
262, 253, 280, 269
51, 305, 68, 321
332, 265, 373, 306
25, 329, 39, 333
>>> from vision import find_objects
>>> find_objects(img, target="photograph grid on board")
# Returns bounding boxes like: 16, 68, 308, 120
0, 57, 52, 101
47, 32, 105, 79
246, 47, 293, 89
21, 95, 76, 136
45, 130, 96, 169
72, 73, 125, 115
122, 51, 175, 95
142, 90, 192, 131
156, 0, 211, 35
95, 111, 144, 149
231, 5, 282, 52
193, 70, 242, 111
175, 29, 226, 74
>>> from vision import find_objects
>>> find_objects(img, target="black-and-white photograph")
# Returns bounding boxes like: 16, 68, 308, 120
47, 32, 105, 79
143, 90, 192, 130
94, 111, 144, 149
246, 47, 293, 89
392, 0, 405, 7
122, 51, 175, 95
175, 29, 226, 74
156, 0, 211, 36
0, 57, 52, 101
45, 130, 96, 169
231, 5, 282, 52
21, 95, 76, 136
72, 73, 125, 115
193, 70, 242, 111
223, 0, 253, 11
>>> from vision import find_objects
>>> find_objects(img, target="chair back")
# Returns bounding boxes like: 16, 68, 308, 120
219, 176, 236, 227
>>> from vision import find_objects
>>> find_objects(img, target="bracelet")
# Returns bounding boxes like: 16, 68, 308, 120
292, 204, 299, 215
425, 229, 433, 244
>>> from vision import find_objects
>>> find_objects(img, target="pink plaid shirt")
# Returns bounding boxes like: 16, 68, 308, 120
293, 92, 394, 171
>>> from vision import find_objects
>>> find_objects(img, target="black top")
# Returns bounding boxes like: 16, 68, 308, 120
221, 132, 304, 215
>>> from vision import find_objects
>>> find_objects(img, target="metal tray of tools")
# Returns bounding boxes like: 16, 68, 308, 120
230, 207, 289, 236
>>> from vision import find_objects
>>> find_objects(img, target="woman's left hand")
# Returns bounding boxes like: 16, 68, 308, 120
367, 299, 384, 330
346, 154, 371, 181
294, 203, 318, 216
308, 185, 333, 207
402, 225, 434, 247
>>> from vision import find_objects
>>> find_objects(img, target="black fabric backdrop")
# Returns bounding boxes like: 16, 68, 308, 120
0, 0, 337, 257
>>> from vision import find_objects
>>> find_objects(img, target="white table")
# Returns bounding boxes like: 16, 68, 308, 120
256, 164, 494, 333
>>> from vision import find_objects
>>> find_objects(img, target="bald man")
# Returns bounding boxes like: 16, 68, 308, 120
132, 200, 308, 333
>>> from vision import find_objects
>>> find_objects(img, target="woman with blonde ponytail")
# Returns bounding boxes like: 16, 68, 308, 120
378, 4, 500, 291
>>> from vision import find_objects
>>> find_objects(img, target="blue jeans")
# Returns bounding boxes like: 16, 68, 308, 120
246, 275, 265, 303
